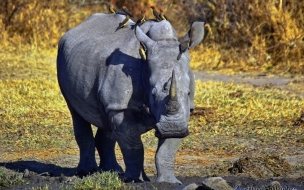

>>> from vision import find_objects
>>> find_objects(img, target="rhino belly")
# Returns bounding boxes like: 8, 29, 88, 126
68, 93, 108, 129
58, 62, 109, 130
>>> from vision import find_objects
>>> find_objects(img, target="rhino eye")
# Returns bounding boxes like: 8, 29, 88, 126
152, 88, 156, 99
163, 82, 169, 92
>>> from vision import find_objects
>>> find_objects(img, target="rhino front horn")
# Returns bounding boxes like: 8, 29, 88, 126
169, 70, 177, 101
166, 70, 180, 115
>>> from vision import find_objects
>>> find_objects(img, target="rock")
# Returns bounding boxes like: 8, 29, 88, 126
59, 174, 67, 183
182, 183, 199, 190
266, 181, 282, 190
23, 169, 30, 178
202, 177, 234, 190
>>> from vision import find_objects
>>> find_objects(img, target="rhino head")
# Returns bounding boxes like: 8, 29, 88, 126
135, 21, 205, 139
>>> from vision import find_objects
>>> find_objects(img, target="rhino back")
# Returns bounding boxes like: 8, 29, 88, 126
57, 13, 144, 128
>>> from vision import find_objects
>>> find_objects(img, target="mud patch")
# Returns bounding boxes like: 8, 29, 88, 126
229, 155, 292, 178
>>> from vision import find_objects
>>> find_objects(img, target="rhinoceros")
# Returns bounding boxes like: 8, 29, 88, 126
57, 13, 205, 183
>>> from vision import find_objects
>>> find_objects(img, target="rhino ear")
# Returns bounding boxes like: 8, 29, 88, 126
135, 26, 156, 49
139, 22, 154, 33
180, 21, 207, 49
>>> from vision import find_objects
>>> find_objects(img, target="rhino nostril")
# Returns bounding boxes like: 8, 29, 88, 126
165, 99, 181, 115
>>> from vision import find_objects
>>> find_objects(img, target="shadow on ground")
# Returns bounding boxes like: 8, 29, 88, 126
0, 161, 75, 177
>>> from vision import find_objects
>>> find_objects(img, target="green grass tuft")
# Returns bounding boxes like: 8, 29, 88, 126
0, 167, 25, 188
73, 172, 130, 190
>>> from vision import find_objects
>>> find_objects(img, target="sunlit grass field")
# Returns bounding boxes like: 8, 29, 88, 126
1, 48, 303, 162
1, 0, 304, 188
0, 49, 75, 161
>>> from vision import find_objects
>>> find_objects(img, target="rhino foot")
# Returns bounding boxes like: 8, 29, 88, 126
156, 174, 182, 184
76, 167, 99, 178
75, 154, 99, 178
117, 169, 150, 183
118, 173, 143, 183
99, 164, 123, 173
139, 170, 150, 182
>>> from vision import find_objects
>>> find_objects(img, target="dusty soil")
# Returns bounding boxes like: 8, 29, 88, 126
1, 71, 304, 190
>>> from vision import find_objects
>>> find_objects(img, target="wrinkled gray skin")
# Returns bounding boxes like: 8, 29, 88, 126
57, 13, 205, 184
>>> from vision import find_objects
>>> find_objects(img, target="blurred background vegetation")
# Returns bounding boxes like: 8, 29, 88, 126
1, 0, 303, 75
1, 2, 304, 185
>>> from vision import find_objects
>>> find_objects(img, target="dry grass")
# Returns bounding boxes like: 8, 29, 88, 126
189, 0, 304, 75
0, 49, 74, 161
1, 0, 304, 74
1, 47, 303, 163
1, 1, 304, 189
185, 81, 304, 154
0, 167, 25, 188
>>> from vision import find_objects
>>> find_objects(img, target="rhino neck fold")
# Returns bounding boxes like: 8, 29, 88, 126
141, 63, 151, 106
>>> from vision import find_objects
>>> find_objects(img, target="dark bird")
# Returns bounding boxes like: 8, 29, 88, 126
122, 4, 133, 17
136, 10, 146, 25
177, 39, 190, 60
108, 2, 117, 14
159, 8, 167, 20
150, 6, 161, 21
139, 45, 147, 60
115, 15, 129, 31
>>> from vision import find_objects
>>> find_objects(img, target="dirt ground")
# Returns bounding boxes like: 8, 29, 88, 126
1, 71, 304, 190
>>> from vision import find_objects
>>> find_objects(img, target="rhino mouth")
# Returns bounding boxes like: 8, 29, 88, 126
155, 115, 189, 138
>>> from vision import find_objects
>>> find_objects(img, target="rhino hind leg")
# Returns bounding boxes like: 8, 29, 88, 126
109, 110, 149, 182
95, 129, 123, 173
69, 106, 98, 177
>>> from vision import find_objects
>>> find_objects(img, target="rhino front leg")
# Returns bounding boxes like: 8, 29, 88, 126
155, 138, 182, 184
69, 107, 98, 176
109, 110, 149, 182
95, 129, 123, 173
